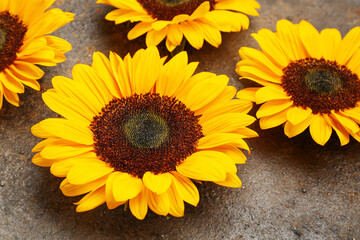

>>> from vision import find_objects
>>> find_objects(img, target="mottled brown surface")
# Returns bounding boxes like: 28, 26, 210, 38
0, 0, 359, 239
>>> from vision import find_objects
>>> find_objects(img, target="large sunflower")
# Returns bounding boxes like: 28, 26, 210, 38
97, 0, 260, 52
0, 0, 74, 109
236, 19, 360, 146
31, 47, 257, 219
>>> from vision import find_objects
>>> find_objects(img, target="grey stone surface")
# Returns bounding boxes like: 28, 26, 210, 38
0, 0, 359, 239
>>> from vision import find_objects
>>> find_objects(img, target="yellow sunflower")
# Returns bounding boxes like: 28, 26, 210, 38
97, 0, 260, 52
31, 46, 257, 219
236, 19, 360, 146
0, 0, 74, 109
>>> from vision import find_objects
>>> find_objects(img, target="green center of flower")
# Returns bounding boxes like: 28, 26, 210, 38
281, 58, 360, 114
91, 93, 203, 178
0, 11, 27, 72
124, 111, 169, 149
137, 0, 215, 21
305, 69, 342, 95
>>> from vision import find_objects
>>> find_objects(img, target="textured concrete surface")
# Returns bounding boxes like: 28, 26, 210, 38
0, 0, 360, 239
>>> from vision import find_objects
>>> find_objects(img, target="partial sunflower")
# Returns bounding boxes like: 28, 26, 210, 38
0, 0, 74, 109
97, 0, 260, 52
236, 19, 360, 146
31, 46, 257, 219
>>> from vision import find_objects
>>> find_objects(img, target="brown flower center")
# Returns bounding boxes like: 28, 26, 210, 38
281, 58, 360, 114
90, 93, 203, 178
137, 0, 215, 21
0, 11, 27, 72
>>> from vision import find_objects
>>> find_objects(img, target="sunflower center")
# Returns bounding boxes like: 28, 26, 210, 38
124, 111, 169, 149
137, 0, 216, 21
0, 28, 6, 50
159, 0, 191, 5
0, 11, 27, 72
91, 93, 203, 178
281, 58, 360, 114
304, 69, 342, 94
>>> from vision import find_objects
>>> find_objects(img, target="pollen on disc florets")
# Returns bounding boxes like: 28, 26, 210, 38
137, 0, 216, 21
90, 93, 203, 178
0, 11, 27, 72
281, 58, 360, 114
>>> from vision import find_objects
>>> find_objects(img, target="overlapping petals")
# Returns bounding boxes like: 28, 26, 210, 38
97, 0, 260, 51
236, 19, 360, 146
32, 47, 257, 219
0, 0, 74, 109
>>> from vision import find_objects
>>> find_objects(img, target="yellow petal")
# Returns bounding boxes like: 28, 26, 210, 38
309, 114, 332, 146
147, 190, 170, 216
167, 186, 185, 217
33, 118, 93, 145
251, 29, 290, 67
157, 51, 188, 97
320, 28, 342, 61
50, 153, 102, 177
331, 112, 359, 134
284, 114, 313, 138
61, 175, 108, 197
112, 172, 143, 202
39, 140, 93, 159
336, 26, 360, 65
129, 188, 148, 220
236, 87, 259, 102
201, 99, 253, 122
198, 133, 250, 151
255, 85, 290, 104
143, 172, 172, 195
170, 172, 199, 206
256, 99, 293, 118
42, 92, 91, 125
275, 19, 305, 60
104, 172, 127, 210
75, 186, 106, 212
325, 115, 350, 146
214, 173, 242, 188
167, 24, 183, 46
184, 75, 228, 111
176, 151, 226, 181
201, 113, 256, 135
298, 20, 321, 58
238, 47, 283, 76
32, 152, 54, 167
132, 46, 162, 94
209, 145, 247, 164
92, 51, 121, 99
259, 108, 288, 129
179, 21, 204, 49
286, 107, 313, 125
67, 162, 113, 185
146, 28, 167, 47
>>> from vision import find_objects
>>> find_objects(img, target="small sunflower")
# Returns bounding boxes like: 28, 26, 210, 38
0, 0, 74, 109
236, 19, 360, 146
31, 47, 257, 219
97, 0, 260, 52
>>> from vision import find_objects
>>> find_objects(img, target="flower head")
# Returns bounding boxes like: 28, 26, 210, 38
236, 19, 360, 146
0, 0, 74, 109
31, 47, 257, 219
97, 0, 260, 51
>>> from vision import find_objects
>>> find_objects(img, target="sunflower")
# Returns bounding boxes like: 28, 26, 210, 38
31, 46, 257, 219
0, 0, 74, 109
236, 19, 360, 146
97, 0, 260, 52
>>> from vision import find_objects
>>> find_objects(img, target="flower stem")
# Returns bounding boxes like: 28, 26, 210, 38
171, 37, 187, 56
